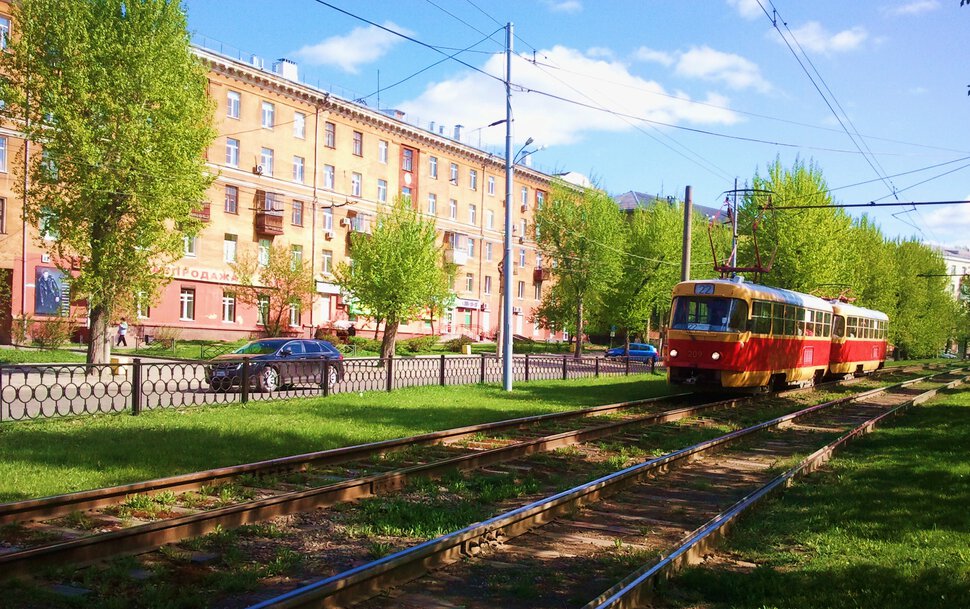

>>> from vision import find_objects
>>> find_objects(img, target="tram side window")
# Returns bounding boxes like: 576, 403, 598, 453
847, 317, 858, 338
833, 315, 845, 338
751, 300, 772, 334
824, 312, 832, 337
783, 305, 796, 336
771, 303, 784, 336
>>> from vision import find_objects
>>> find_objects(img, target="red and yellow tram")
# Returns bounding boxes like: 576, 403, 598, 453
828, 301, 888, 376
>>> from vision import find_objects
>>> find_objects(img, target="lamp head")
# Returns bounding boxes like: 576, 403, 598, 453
524, 137, 534, 147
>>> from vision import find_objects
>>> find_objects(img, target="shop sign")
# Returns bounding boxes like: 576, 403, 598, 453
316, 281, 341, 295
455, 298, 480, 310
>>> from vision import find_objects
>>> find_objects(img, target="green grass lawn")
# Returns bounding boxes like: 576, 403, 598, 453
0, 347, 86, 365
665, 386, 970, 609
0, 374, 671, 503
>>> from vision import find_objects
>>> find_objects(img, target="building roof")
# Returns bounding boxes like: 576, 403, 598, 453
614, 190, 722, 219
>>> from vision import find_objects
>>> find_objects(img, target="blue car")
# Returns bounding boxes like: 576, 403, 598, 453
605, 342, 658, 364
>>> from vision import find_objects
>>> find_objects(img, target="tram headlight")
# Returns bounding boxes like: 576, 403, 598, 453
711, 351, 721, 361
669, 349, 678, 358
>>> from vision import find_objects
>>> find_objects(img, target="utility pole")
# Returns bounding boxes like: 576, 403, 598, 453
681, 185, 692, 282
730, 177, 739, 271
501, 22, 514, 392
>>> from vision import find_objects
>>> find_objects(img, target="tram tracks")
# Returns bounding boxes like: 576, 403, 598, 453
247, 368, 967, 609
0, 365, 944, 601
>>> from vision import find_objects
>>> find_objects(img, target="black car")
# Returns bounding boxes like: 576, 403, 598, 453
206, 338, 345, 392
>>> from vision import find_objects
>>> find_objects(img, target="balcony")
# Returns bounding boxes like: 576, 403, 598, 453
191, 201, 211, 222
445, 248, 469, 266
254, 191, 284, 236
534, 267, 551, 282
444, 231, 469, 266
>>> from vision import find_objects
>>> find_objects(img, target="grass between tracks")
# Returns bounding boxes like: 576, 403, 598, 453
0, 373, 671, 502
663, 386, 970, 609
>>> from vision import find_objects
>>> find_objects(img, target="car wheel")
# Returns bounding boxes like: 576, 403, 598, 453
257, 366, 280, 392
327, 366, 339, 389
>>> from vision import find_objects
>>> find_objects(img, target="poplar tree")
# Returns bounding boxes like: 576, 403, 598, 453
0, 0, 215, 364
534, 181, 625, 357
335, 198, 448, 360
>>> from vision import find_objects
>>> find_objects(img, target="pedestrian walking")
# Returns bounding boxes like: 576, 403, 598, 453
117, 318, 128, 347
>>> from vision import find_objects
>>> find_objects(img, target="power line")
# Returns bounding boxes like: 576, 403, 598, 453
762, 199, 970, 211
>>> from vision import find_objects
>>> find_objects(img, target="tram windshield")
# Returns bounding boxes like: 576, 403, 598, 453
671, 297, 748, 333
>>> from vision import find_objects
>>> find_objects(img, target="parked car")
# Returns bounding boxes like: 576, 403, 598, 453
206, 338, 345, 392
605, 343, 659, 364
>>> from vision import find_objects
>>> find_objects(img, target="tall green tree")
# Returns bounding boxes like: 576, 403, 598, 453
534, 181, 625, 357
230, 243, 316, 338
0, 0, 215, 364
890, 239, 953, 358
737, 158, 853, 293
335, 198, 448, 360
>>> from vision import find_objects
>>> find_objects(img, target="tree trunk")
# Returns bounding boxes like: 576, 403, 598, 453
573, 297, 584, 359
87, 304, 110, 366
381, 318, 399, 361
374, 319, 381, 340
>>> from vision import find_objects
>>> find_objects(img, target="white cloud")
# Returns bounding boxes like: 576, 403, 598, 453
675, 46, 772, 93
291, 22, 412, 74
883, 0, 940, 16
544, 0, 582, 13
908, 86, 928, 95
586, 47, 615, 60
632, 46, 675, 67
396, 46, 741, 149
916, 206, 970, 246
778, 22, 867, 55
727, 0, 763, 20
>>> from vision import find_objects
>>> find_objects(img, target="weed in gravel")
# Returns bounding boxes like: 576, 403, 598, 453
368, 540, 395, 559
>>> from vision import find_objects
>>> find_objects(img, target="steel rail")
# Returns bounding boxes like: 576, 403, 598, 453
0, 392, 694, 524
582, 370, 969, 609
1, 392, 769, 578
243, 369, 957, 609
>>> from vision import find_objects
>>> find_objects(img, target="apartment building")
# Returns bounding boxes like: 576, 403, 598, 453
0, 6, 562, 343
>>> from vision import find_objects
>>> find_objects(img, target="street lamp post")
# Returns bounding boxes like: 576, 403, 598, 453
502, 22, 514, 391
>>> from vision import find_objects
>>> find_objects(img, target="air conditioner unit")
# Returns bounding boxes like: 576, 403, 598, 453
518, 236, 525, 244
520, 203, 528, 212
512, 306, 523, 315
324, 230, 335, 240
252, 165, 263, 175
340, 217, 352, 227
480, 303, 489, 311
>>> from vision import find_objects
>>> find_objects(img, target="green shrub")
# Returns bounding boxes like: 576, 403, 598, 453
404, 335, 439, 353
349, 336, 382, 352
31, 318, 75, 350
444, 335, 474, 352
314, 328, 341, 343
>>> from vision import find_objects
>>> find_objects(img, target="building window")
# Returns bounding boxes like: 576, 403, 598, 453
292, 200, 304, 226
377, 179, 387, 203
261, 101, 275, 128
485, 242, 493, 261
226, 138, 239, 167
289, 303, 301, 327
517, 281, 525, 299
258, 238, 270, 266
486, 210, 494, 229
401, 186, 412, 200
487, 176, 495, 195
324, 164, 335, 190
179, 288, 195, 321
429, 156, 438, 178
467, 238, 475, 258
0, 198, 5, 234
183, 235, 197, 257
519, 247, 526, 267
0, 16, 10, 50
291, 244, 303, 269
465, 273, 474, 292
293, 111, 306, 138
0, 136, 6, 172
536, 190, 545, 208
428, 193, 437, 215
293, 156, 304, 183
136, 292, 150, 319
449, 199, 457, 219
222, 292, 236, 323
223, 233, 237, 263
449, 162, 459, 184
351, 172, 362, 197
484, 275, 492, 295
227, 90, 240, 119
224, 185, 238, 214
324, 122, 336, 148
322, 249, 333, 274
520, 186, 528, 205
352, 131, 363, 156
520, 219, 527, 238
534, 283, 541, 299
260, 147, 274, 176
257, 294, 270, 325
323, 207, 333, 231
402, 148, 414, 172
378, 140, 388, 164
469, 169, 478, 191
469, 204, 477, 225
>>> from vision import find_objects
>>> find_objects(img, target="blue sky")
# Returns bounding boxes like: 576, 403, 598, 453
182, 0, 970, 246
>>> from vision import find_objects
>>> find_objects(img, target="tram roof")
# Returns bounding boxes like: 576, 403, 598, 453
829, 301, 890, 321
674, 278, 834, 311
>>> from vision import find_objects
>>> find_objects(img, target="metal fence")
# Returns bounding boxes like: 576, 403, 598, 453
0, 355, 657, 422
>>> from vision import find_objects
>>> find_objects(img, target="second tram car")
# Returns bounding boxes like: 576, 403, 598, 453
666, 278, 836, 389
828, 301, 889, 376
